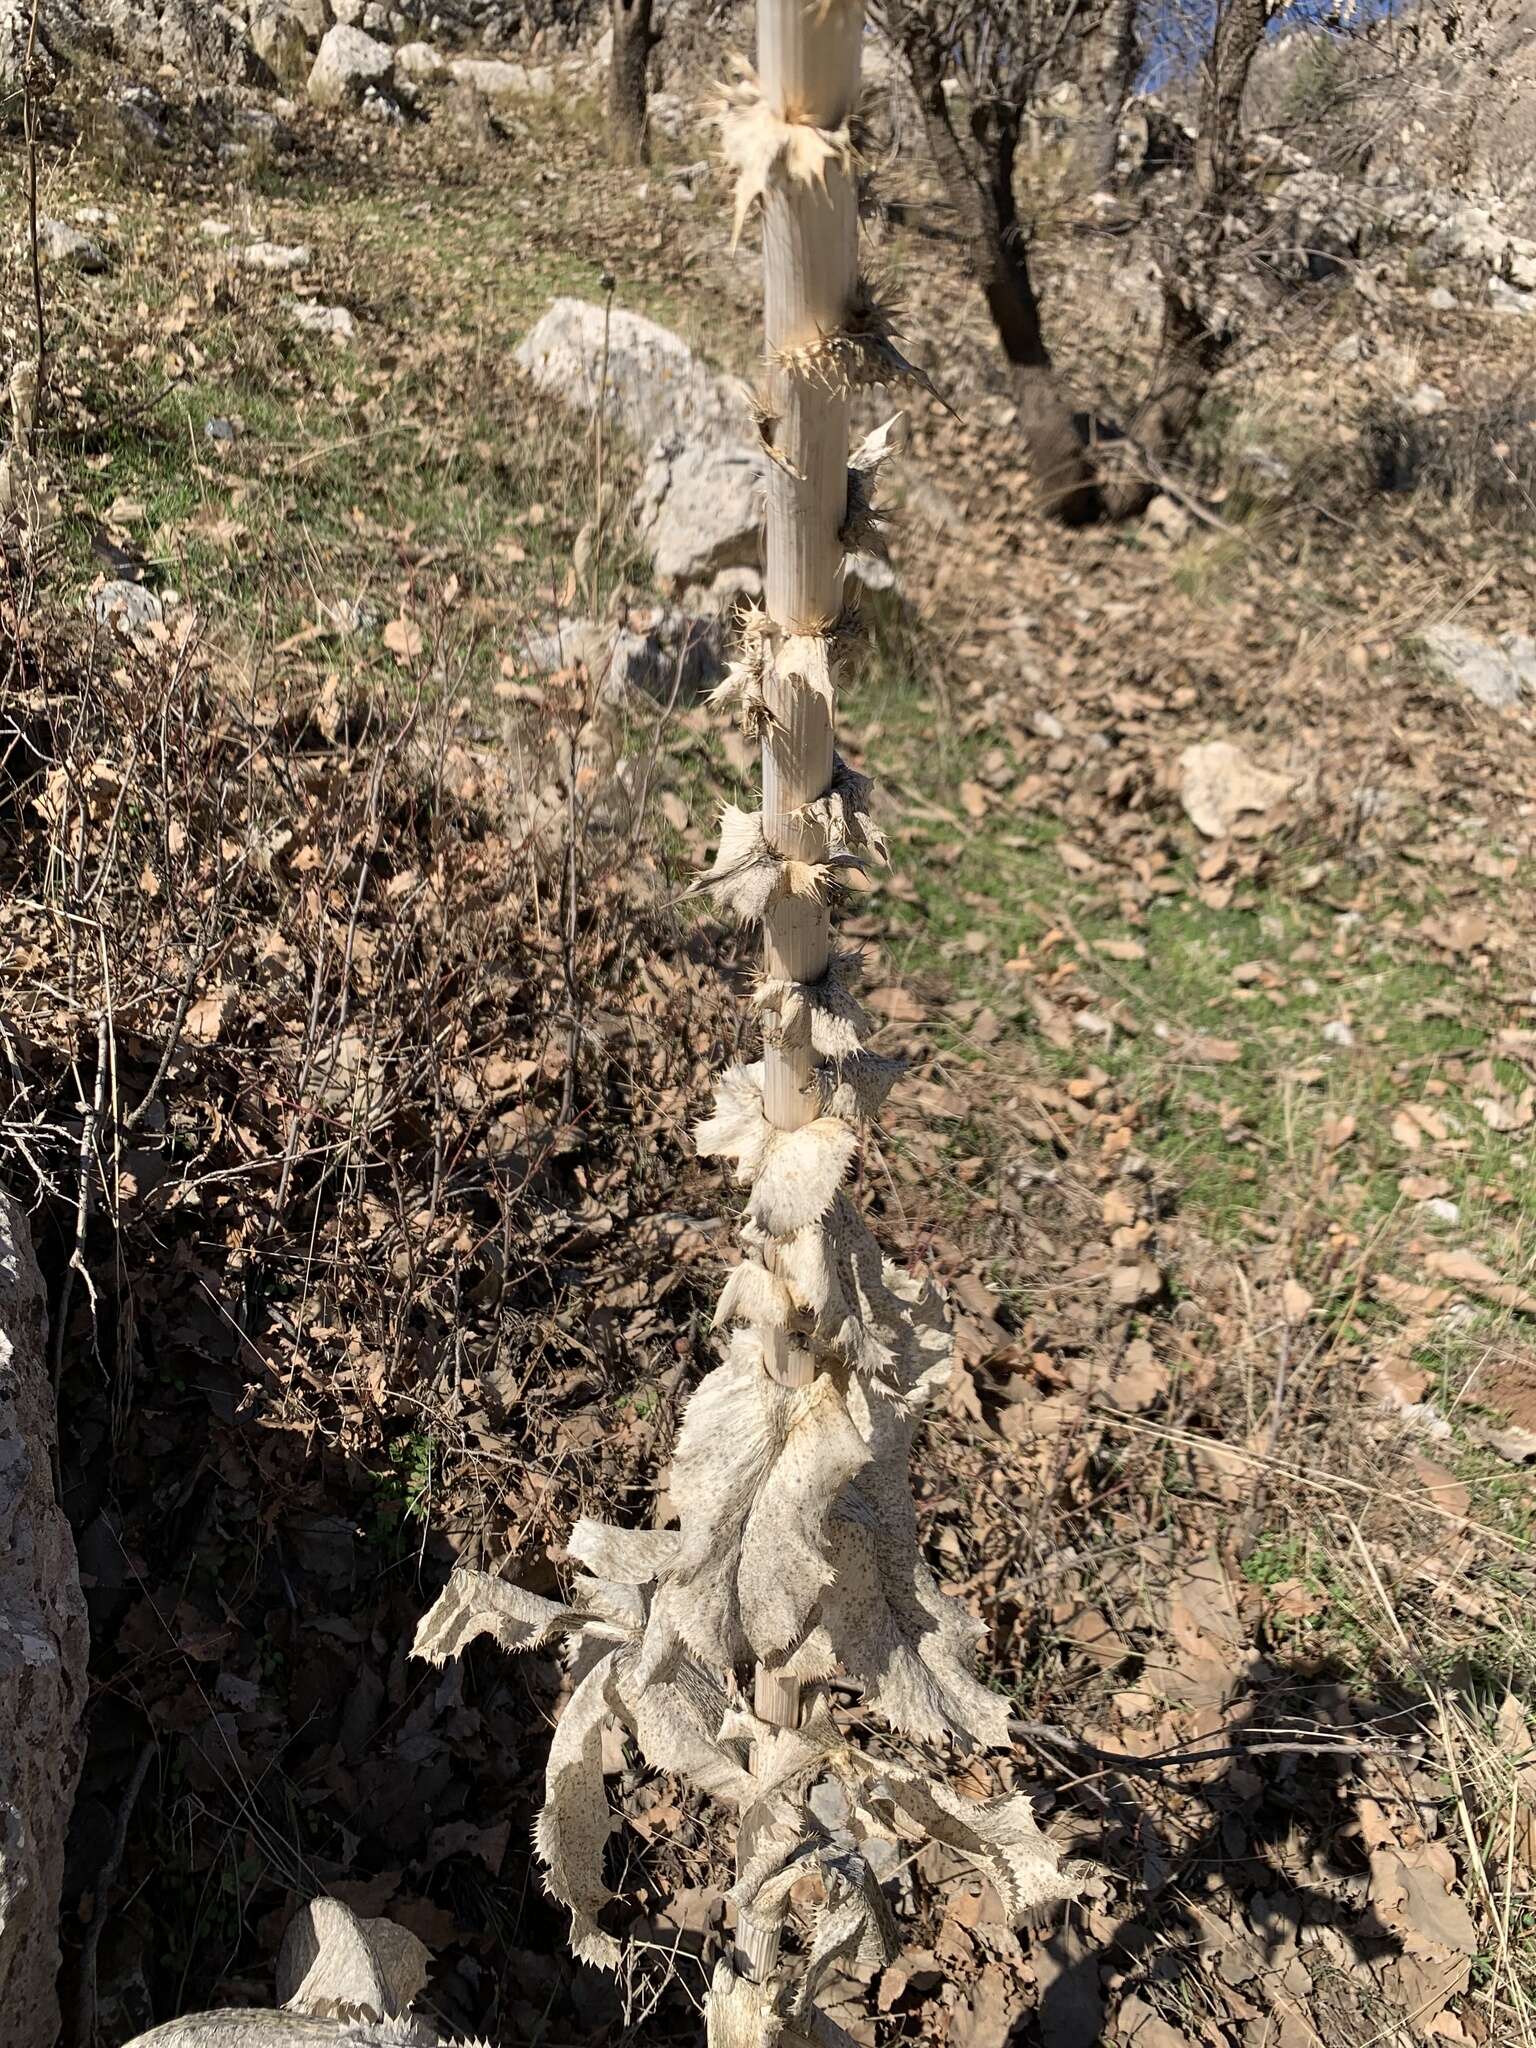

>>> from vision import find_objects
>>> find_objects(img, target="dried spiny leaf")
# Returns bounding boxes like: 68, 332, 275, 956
774, 281, 951, 410
798, 758, 886, 862
816, 1051, 905, 1121
644, 1329, 870, 1669
696, 1060, 858, 1235
278, 1900, 428, 2026
765, 1196, 952, 1394
860, 1768, 1080, 1921
743, 381, 804, 479
687, 806, 857, 925
411, 1569, 580, 1666
719, 61, 855, 250
567, 1519, 681, 1586
755, 954, 873, 1059
535, 1648, 626, 1968
840, 413, 904, 559
715, 1254, 796, 1330
710, 602, 775, 734
123, 2014, 447, 2044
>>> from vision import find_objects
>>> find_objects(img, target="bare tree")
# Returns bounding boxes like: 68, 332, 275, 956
878, 0, 1276, 522
608, 0, 661, 163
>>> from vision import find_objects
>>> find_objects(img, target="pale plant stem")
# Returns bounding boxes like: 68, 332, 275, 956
737, 0, 864, 1993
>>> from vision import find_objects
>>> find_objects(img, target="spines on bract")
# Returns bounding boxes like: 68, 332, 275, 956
772, 279, 948, 408
840, 414, 905, 560
687, 806, 860, 926
798, 757, 886, 862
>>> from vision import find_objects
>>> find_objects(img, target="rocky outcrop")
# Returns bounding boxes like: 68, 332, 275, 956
514, 299, 766, 595
0, 1197, 89, 2048
306, 20, 391, 105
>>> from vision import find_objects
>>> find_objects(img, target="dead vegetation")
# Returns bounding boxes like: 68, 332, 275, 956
4, 15, 1536, 2048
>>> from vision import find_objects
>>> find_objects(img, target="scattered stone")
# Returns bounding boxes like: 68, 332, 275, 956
203, 416, 238, 443
249, 0, 310, 81
1419, 624, 1536, 710
159, 0, 258, 82
289, 299, 355, 341
394, 39, 445, 78
200, 218, 234, 240
1509, 244, 1536, 291
107, 81, 173, 150
0, 1199, 89, 2048
1329, 332, 1373, 363
514, 297, 735, 453
1178, 740, 1299, 838
307, 22, 392, 109
518, 604, 725, 707
1489, 276, 1536, 317
36, 217, 106, 272
317, 596, 374, 637
91, 579, 161, 633
1031, 709, 1066, 741
360, 84, 402, 122
1142, 491, 1192, 544
288, 0, 329, 36
240, 239, 311, 274
1426, 285, 1457, 310
447, 55, 554, 97
1322, 1019, 1355, 1048
1405, 382, 1447, 417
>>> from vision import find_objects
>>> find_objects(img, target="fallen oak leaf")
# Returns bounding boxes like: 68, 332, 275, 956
1423, 1248, 1536, 1314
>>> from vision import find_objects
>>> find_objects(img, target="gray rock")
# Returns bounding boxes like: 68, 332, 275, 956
519, 604, 725, 707
1426, 285, 1458, 310
288, 0, 329, 35
1489, 276, 1536, 317
447, 55, 554, 96
160, 0, 258, 81
394, 39, 444, 76
288, 299, 355, 341
1419, 624, 1536, 710
360, 83, 402, 121
307, 21, 391, 107
1405, 382, 1447, 417
1509, 243, 1536, 291
635, 434, 764, 591
514, 297, 736, 454
36, 218, 106, 271
0, 1199, 89, 2048
240, 239, 311, 273
249, 0, 310, 79
91, 580, 163, 632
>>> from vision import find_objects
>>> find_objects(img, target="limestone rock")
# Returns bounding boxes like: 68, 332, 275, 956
36, 217, 106, 271
447, 55, 554, 97
1489, 276, 1536, 317
518, 603, 725, 706
249, 0, 310, 79
635, 434, 764, 591
1178, 740, 1299, 838
514, 297, 736, 453
159, 0, 258, 81
0, 1198, 89, 2048
1419, 625, 1536, 710
394, 39, 444, 77
307, 21, 391, 107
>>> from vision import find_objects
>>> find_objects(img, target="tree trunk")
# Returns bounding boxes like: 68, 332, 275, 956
1195, 0, 1270, 201
607, 0, 655, 166
1074, 0, 1140, 193
892, 11, 1102, 525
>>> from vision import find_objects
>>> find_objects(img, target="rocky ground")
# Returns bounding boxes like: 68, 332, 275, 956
4, 11, 1536, 2048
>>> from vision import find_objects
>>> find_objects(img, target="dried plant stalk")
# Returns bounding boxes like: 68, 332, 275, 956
411, 6, 1079, 2042
748, 0, 865, 1736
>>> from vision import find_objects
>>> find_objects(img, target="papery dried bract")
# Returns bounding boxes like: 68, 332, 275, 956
277, 1899, 429, 2025
720, 61, 855, 249
696, 1061, 857, 1235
